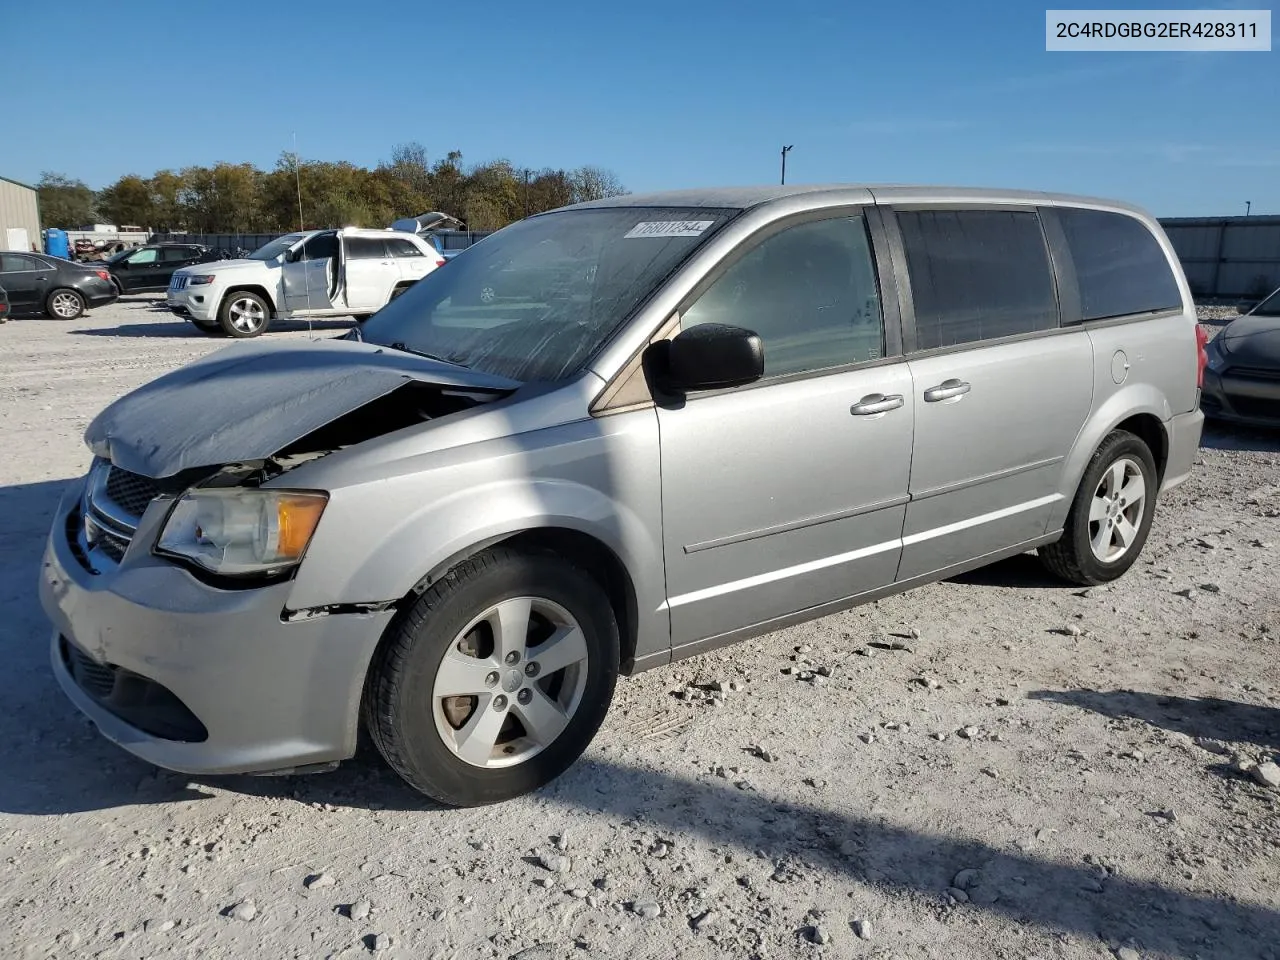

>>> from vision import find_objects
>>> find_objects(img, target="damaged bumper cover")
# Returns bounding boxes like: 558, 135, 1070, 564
40, 478, 397, 775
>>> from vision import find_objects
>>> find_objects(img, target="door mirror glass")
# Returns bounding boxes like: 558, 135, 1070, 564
664, 323, 764, 391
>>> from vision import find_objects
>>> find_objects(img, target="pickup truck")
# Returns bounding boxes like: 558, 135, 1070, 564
166, 227, 445, 337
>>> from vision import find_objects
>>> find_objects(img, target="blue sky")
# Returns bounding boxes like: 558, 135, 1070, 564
5, 0, 1276, 215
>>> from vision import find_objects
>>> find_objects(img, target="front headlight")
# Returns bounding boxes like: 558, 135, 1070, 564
1205, 337, 1227, 371
187, 274, 216, 285
156, 489, 328, 577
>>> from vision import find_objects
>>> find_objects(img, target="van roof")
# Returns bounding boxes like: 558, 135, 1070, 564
566, 184, 1151, 218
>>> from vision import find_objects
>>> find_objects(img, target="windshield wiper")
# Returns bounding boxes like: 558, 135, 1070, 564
385, 341, 470, 368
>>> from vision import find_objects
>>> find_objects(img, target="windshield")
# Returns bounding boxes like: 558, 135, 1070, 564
1254, 287, 1280, 316
249, 233, 306, 261
360, 207, 737, 381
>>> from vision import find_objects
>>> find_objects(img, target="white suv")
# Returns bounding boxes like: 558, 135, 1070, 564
166, 228, 445, 337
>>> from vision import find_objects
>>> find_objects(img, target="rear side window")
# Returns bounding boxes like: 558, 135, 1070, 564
387, 238, 424, 258
1057, 209, 1182, 321
897, 209, 1058, 350
161, 246, 193, 262
346, 237, 388, 260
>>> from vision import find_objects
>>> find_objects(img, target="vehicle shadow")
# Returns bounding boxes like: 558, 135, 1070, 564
1029, 688, 1280, 752
946, 551, 1071, 589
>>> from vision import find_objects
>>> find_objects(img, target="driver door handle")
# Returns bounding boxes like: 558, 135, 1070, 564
923, 379, 971, 402
850, 393, 905, 416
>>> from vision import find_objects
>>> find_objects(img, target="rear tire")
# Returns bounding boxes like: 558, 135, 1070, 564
363, 547, 619, 806
1039, 430, 1158, 585
217, 291, 270, 338
46, 289, 85, 320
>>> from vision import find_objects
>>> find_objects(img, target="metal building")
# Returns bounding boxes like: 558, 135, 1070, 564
1160, 215, 1280, 300
0, 175, 41, 252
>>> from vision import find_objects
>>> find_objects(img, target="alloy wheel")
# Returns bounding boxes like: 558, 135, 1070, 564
51, 292, 81, 318
1088, 457, 1146, 563
228, 296, 265, 333
432, 596, 589, 769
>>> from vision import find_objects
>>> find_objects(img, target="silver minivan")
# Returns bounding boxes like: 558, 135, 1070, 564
41, 185, 1206, 806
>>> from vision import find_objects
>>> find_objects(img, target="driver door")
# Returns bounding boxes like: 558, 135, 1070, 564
283, 232, 338, 312
118, 247, 159, 291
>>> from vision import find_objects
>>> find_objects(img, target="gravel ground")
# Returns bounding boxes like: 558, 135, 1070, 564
1, 297, 1277, 960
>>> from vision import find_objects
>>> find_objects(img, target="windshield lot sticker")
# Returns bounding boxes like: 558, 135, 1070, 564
624, 220, 715, 239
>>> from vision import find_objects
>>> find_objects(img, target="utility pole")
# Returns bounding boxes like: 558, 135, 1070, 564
293, 132, 304, 230
1245, 200, 1252, 217
780, 144, 794, 185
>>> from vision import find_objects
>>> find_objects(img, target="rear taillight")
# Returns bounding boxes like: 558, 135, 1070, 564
1195, 324, 1209, 387
435, 258, 447, 268
96, 270, 110, 282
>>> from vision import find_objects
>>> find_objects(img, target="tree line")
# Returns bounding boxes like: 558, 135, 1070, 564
36, 143, 627, 234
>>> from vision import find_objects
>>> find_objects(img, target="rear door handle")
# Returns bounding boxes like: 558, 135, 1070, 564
923, 379, 971, 402
850, 393, 905, 416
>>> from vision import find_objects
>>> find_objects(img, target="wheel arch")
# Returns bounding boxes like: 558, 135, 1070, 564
219, 283, 277, 316
398, 527, 642, 673
1051, 386, 1172, 531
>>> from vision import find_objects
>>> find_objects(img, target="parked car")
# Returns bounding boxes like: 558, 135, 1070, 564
41, 185, 1203, 806
165, 228, 446, 337
1201, 285, 1280, 425
106, 243, 219, 295
0, 251, 117, 319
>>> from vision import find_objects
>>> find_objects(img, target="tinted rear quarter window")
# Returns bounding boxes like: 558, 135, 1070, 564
1057, 208, 1181, 321
387, 238, 424, 258
897, 209, 1059, 350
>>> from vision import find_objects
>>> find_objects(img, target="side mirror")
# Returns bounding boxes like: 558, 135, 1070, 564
663, 323, 764, 392
283, 248, 298, 263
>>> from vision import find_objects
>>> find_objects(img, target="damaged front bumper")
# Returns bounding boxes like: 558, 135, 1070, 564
39, 477, 396, 776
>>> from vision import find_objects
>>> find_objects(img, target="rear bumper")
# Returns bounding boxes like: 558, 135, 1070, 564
1161, 408, 1204, 493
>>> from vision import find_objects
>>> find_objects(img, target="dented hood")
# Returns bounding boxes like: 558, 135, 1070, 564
86, 337, 519, 478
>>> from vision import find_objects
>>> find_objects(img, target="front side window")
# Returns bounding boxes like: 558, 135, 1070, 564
300, 233, 339, 262
126, 248, 159, 264
897, 209, 1059, 350
681, 215, 885, 377
360, 206, 738, 382
1057, 208, 1183, 321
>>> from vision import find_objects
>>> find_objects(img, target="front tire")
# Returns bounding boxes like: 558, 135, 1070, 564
363, 547, 619, 806
1039, 430, 1158, 585
217, 291, 270, 338
46, 289, 85, 320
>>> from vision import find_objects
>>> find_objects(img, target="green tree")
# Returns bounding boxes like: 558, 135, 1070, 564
37, 172, 95, 228
96, 174, 154, 228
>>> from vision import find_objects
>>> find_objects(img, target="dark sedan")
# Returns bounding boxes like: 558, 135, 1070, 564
107, 243, 218, 294
1201, 287, 1280, 426
0, 252, 117, 320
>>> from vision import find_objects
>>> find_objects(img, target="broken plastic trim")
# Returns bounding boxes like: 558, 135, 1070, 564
280, 600, 399, 623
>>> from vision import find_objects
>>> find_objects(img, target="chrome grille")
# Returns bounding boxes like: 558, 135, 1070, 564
169, 275, 189, 291
105, 467, 159, 516
75, 460, 156, 572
